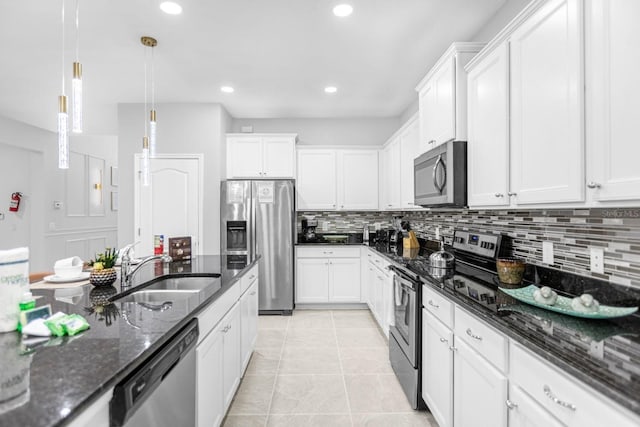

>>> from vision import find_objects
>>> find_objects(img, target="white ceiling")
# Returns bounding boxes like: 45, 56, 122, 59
0, 0, 508, 135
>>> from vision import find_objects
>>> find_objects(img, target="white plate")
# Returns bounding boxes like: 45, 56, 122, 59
43, 272, 91, 283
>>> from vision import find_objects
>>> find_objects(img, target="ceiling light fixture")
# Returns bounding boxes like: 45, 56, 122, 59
332, 4, 353, 17
220, 86, 234, 93
324, 86, 338, 94
141, 36, 158, 186
58, 0, 69, 169
160, 1, 182, 15
71, 0, 82, 133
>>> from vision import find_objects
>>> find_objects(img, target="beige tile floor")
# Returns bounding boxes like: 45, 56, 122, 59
222, 309, 437, 427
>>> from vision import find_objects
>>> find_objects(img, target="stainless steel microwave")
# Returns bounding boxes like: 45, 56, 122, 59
414, 140, 467, 207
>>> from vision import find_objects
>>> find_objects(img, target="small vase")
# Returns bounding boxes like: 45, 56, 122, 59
89, 268, 117, 287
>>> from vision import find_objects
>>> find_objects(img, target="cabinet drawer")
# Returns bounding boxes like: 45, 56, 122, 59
197, 285, 241, 345
454, 306, 507, 372
423, 285, 454, 329
297, 246, 360, 258
241, 264, 259, 294
510, 343, 640, 427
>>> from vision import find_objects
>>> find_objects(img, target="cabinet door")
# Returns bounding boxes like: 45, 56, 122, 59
197, 322, 225, 427
510, 0, 584, 205
432, 56, 456, 146
337, 150, 379, 210
467, 43, 511, 207
295, 258, 329, 303
263, 137, 295, 178
381, 141, 400, 210
296, 150, 337, 210
422, 309, 453, 427
586, 0, 640, 202
507, 384, 564, 427
453, 338, 508, 427
240, 280, 259, 374
223, 303, 241, 411
399, 119, 421, 208
227, 137, 263, 178
418, 82, 437, 151
371, 266, 384, 328
328, 258, 361, 302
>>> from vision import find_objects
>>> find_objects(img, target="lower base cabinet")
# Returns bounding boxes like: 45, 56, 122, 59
240, 280, 259, 373
222, 304, 241, 410
296, 247, 361, 303
507, 383, 564, 427
196, 321, 225, 427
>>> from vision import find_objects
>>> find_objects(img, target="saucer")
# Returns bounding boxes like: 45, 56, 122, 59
43, 272, 91, 283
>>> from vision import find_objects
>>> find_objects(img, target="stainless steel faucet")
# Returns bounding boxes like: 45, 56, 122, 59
120, 243, 172, 288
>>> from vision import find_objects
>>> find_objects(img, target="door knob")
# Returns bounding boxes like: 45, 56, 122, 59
494, 193, 504, 198
587, 182, 601, 189
507, 192, 517, 197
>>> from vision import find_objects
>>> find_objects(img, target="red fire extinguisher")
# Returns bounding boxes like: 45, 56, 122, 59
9, 192, 22, 212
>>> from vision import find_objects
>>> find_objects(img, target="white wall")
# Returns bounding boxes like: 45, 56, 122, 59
0, 116, 117, 271
117, 103, 228, 255
231, 117, 400, 147
472, 0, 532, 42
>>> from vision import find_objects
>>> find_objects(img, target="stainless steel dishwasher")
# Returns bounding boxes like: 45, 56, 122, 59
110, 318, 199, 427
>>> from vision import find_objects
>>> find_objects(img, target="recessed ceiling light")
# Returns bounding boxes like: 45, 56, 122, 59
324, 86, 338, 94
333, 4, 353, 17
221, 86, 235, 93
160, 2, 182, 15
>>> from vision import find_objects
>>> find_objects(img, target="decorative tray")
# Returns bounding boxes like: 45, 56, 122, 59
499, 285, 638, 319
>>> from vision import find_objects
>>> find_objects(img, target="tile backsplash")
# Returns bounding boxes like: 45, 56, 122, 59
298, 208, 640, 290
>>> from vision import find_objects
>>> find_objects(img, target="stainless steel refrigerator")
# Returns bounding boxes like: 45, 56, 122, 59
220, 179, 295, 314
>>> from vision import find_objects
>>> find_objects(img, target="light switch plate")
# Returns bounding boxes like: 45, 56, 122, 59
542, 241, 554, 265
590, 247, 604, 274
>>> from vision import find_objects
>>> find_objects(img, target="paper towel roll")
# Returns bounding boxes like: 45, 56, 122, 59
0, 247, 29, 333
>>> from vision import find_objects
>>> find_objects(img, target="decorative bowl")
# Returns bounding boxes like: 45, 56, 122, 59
89, 268, 117, 287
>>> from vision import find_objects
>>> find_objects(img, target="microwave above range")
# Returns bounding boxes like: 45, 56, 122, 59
414, 140, 467, 208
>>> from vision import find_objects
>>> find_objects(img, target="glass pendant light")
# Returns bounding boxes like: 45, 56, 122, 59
58, 0, 69, 169
141, 136, 150, 187
71, 0, 82, 133
140, 36, 157, 186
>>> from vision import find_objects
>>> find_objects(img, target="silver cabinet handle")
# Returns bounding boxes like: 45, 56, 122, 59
505, 400, 518, 410
249, 275, 255, 280
439, 337, 448, 344
495, 193, 504, 198
324, 251, 333, 254
449, 346, 458, 352
466, 328, 482, 341
250, 291, 256, 295
228, 324, 232, 330
587, 182, 601, 189
428, 300, 439, 309
428, 140, 435, 145
407, 202, 414, 205
387, 204, 392, 207
543, 385, 576, 411
508, 192, 517, 196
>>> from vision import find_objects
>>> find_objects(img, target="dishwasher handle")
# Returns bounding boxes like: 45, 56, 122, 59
110, 318, 199, 427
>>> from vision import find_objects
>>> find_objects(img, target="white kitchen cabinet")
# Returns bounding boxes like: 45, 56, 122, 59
363, 249, 392, 337
467, 42, 511, 207
416, 43, 485, 150
222, 303, 241, 411
380, 139, 400, 210
297, 148, 378, 211
240, 279, 258, 374
197, 319, 225, 427
399, 116, 421, 208
586, 0, 640, 203
509, 0, 584, 205
296, 247, 361, 303
507, 383, 564, 427
66, 389, 111, 427
337, 150, 379, 210
453, 338, 508, 427
296, 149, 337, 210
226, 134, 297, 179
422, 309, 454, 427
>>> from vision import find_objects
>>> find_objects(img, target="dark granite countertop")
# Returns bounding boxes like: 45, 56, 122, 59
0, 255, 258, 427
368, 245, 640, 418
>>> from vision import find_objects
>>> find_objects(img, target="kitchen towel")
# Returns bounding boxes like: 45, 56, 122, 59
0, 247, 29, 332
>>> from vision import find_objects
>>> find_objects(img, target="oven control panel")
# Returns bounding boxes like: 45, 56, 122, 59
453, 230, 501, 258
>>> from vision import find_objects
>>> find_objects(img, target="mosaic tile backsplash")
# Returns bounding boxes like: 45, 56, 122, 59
297, 208, 640, 290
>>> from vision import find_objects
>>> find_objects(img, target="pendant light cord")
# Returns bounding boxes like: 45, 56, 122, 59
74, 0, 80, 61
61, 0, 65, 94
144, 46, 148, 137
151, 46, 155, 111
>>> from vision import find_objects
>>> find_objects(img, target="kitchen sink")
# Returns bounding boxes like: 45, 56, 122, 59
116, 289, 200, 303
144, 276, 220, 292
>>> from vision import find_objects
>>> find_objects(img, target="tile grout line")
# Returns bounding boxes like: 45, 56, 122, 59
262, 316, 289, 427
332, 310, 356, 427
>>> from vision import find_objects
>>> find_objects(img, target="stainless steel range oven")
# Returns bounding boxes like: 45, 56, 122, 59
388, 264, 423, 409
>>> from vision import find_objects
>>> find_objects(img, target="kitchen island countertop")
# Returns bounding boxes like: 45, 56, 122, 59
0, 255, 258, 427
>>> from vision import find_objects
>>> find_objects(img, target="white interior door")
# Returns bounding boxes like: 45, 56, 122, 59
134, 154, 203, 257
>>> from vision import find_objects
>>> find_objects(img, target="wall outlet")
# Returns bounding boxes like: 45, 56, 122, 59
322, 221, 329, 231
590, 247, 605, 274
542, 241, 554, 265
53, 201, 63, 209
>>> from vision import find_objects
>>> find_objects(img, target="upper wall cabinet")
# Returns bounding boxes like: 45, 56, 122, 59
297, 148, 378, 211
416, 43, 485, 152
510, 0, 584, 205
226, 134, 297, 179
586, 0, 640, 204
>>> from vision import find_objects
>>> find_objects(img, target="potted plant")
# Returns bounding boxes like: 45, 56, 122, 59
88, 248, 118, 287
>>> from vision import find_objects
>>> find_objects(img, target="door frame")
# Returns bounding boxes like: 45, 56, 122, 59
133, 153, 204, 256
